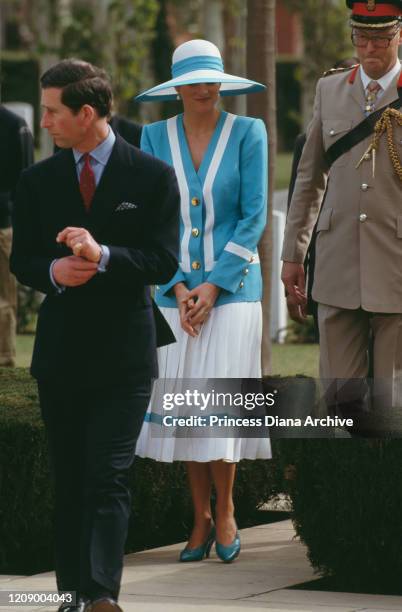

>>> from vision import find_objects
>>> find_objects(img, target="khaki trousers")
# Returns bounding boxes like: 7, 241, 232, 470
318, 304, 402, 414
0, 227, 17, 367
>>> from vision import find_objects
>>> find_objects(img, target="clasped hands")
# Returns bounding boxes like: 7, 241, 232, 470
281, 261, 308, 324
174, 282, 220, 337
52, 227, 102, 287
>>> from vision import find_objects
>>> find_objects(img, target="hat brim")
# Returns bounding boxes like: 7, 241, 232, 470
135, 69, 266, 102
350, 17, 402, 28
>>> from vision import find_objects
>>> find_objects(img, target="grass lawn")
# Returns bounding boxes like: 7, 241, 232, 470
16, 334, 36, 368
275, 152, 293, 191
271, 343, 319, 378
16, 335, 318, 377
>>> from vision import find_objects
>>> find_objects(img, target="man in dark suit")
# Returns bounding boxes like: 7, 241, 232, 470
10, 59, 179, 612
0, 105, 34, 365
109, 115, 142, 147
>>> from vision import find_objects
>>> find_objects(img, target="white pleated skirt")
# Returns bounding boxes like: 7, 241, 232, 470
135, 302, 272, 462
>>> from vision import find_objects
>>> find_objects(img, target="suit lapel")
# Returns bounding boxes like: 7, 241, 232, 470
52, 149, 86, 223
349, 70, 367, 116
88, 135, 132, 232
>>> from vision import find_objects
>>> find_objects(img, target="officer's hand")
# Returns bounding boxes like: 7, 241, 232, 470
53, 256, 98, 287
173, 282, 198, 337
281, 261, 307, 305
185, 282, 220, 327
286, 294, 308, 324
56, 227, 101, 263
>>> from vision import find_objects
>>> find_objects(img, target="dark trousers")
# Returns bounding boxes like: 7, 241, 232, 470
38, 380, 150, 600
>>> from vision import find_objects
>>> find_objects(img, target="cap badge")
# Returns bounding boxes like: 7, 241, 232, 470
367, 0, 376, 11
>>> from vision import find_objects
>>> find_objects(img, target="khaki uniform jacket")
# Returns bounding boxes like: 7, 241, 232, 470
282, 66, 402, 313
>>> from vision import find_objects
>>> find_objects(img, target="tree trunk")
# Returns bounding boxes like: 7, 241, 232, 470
246, 0, 276, 376
201, 0, 224, 50
34, 0, 68, 159
223, 0, 247, 116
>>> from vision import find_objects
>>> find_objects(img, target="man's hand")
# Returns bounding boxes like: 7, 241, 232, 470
173, 282, 198, 337
281, 261, 307, 302
286, 293, 308, 324
185, 282, 220, 327
57, 227, 101, 263
53, 256, 98, 287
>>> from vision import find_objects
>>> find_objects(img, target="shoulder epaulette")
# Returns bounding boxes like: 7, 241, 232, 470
323, 64, 359, 78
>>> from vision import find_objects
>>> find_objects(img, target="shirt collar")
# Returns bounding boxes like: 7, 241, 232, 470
360, 60, 401, 92
73, 126, 116, 165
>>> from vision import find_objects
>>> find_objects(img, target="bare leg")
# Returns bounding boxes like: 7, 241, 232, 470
210, 460, 237, 546
186, 462, 213, 548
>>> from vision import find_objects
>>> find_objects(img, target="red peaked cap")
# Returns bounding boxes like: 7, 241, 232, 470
346, 0, 402, 27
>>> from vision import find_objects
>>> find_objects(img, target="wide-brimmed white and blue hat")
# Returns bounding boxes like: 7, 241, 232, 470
136, 39, 266, 102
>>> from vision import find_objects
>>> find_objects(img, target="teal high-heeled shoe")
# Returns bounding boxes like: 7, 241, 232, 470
179, 528, 215, 562
215, 532, 241, 563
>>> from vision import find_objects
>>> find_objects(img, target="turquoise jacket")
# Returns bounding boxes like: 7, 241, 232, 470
141, 111, 268, 308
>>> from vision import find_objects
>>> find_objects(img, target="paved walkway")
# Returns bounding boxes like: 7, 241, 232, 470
2, 519, 402, 611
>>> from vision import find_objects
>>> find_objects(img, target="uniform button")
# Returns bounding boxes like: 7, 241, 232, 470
191, 197, 200, 206
192, 261, 201, 270
191, 228, 200, 237
239, 281, 244, 289
330, 129, 335, 136
156, 285, 160, 290
359, 213, 367, 222
243, 268, 249, 275
361, 183, 369, 191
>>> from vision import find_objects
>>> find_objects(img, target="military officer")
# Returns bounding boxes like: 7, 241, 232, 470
281, 0, 402, 416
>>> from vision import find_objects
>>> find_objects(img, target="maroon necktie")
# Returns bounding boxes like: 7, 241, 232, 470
79, 153, 96, 211
365, 80, 382, 115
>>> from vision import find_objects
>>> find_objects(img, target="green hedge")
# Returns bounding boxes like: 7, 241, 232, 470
0, 368, 278, 575
285, 439, 402, 593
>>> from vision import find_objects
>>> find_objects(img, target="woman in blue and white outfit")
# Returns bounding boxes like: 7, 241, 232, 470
136, 39, 271, 563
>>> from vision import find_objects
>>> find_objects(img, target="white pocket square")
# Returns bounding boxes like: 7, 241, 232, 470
115, 201, 138, 211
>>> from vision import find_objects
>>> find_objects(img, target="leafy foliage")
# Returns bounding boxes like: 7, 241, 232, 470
25, 0, 160, 112
107, 0, 159, 111
283, 0, 354, 81
285, 439, 402, 593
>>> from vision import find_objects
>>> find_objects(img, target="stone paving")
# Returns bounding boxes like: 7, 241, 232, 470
2, 519, 402, 611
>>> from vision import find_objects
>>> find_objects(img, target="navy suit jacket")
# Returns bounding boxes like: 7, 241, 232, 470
10, 134, 180, 386
0, 105, 34, 227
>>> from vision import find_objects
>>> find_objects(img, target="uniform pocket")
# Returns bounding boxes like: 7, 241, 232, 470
322, 119, 352, 167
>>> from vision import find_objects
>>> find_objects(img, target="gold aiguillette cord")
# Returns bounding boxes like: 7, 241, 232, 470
355, 108, 402, 181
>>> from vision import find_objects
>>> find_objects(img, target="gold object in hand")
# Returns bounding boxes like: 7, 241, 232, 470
73, 242, 83, 256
